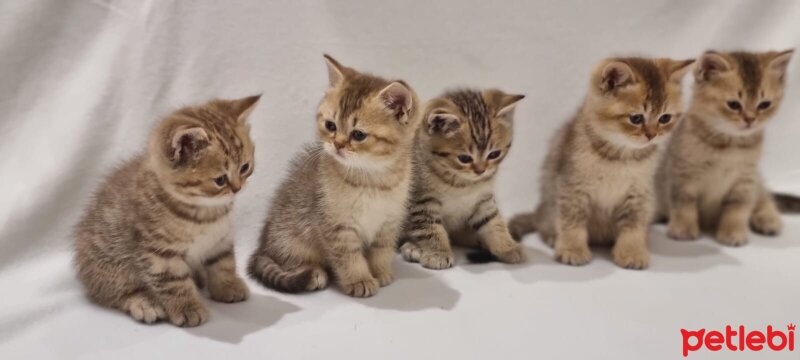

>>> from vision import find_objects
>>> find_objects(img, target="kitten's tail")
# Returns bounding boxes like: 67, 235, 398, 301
247, 252, 314, 293
507, 211, 539, 241
773, 193, 800, 214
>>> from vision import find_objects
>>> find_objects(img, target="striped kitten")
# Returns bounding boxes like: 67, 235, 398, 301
509, 57, 694, 269
74, 95, 260, 326
399, 89, 526, 269
660, 50, 797, 246
248, 55, 420, 297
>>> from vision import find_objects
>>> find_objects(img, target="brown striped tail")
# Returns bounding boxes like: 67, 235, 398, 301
247, 252, 313, 293
774, 193, 800, 214
507, 211, 539, 241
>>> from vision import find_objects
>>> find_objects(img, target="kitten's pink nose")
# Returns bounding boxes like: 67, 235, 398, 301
644, 131, 656, 141
744, 116, 755, 125
473, 165, 486, 175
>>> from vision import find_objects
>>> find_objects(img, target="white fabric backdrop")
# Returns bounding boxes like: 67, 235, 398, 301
1, 1, 799, 359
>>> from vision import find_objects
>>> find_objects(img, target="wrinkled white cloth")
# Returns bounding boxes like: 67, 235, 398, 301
1, 1, 798, 359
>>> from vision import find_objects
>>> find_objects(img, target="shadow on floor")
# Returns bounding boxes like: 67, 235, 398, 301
355, 260, 461, 312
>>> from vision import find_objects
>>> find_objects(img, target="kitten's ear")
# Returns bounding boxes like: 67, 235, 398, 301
668, 59, 695, 83
695, 51, 731, 82
378, 81, 413, 122
323, 54, 351, 87
229, 94, 261, 124
426, 111, 461, 138
170, 127, 209, 165
767, 49, 793, 81
599, 61, 636, 92
484, 89, 525, 117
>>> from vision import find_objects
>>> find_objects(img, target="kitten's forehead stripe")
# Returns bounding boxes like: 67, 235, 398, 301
186, 107, 248, 166
621, 58, 667, 113
729, 52, 763, 98
338, 74, 389, 120
444, 89, 492, 151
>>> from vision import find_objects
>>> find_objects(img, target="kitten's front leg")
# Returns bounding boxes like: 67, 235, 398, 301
204, 243, 249, 303
399, 196, 454, 269
716, 178, 758, 246
611, 191, 653, 270
667, 183, 701, 241
326, 224, 378, 297
750, 186, 782, 236
469, 195, 525, 264
554, 192, 592, 266
143, 249, 208, 327
368, 221, 401, 287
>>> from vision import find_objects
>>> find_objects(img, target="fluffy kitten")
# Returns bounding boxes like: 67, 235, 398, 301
248, 55, 420, 297
399, 89, 526, 268
509, 57, 694, 269
74, 95, 260, 326
659, 50, 798, 246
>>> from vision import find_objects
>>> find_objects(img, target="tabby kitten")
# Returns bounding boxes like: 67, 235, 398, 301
660, 50, 796, 246
399, 89, 526, 269
509, 57, 694, 269
74, 95, 260, 326
248, 55, 420, 297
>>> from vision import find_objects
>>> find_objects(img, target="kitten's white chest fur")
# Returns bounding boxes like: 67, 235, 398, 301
332, 179, 410, 243
440, 181, 493, 230
182, 215, 232, 270
577, 151, 659, 212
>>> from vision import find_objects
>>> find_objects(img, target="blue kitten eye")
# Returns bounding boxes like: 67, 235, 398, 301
658, 114, 672, 124
629, 114, 645, 125
487, 150, 502, 160
324, 121, 337, 132
727, 101, 742, 111
214, 175, 227, 187
351, 130, 367, 141
758, 101, 771, 110
457, 155, 473, 164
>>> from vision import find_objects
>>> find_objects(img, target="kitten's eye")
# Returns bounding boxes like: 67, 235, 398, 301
324, 121, 337, 132
213, 175, 227, 187
487, 150, 502, 160
240, 163, 250, 174
629, 114, 645, 125
351, 130, 367, 141
658, 114, 672, 124
758, 101, 772, 110
726, 101, 742, 111
457, 155, 473, 164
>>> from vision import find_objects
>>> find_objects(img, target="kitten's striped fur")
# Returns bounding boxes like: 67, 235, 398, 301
659, 50, 797, 246
399, 89, 526, 269
509, 57, 694, 269
248, 55, 421, 297
73, 95, 260, 326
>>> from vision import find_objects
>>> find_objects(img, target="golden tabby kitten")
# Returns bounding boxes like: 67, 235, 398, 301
248, 55, 421, 297
659, 50, 797, 246
399, 89, 526, 268
510, 57, 694, 269
74, 95, 260, 326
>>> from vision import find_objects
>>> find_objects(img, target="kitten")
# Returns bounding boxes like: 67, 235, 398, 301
247, 55, 420, 297
399, 89, 526, 269
509, 57, 694, 269
659, 50, 797, 246
74, 95, 260, 326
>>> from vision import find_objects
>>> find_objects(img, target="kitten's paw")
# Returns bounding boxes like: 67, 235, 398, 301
307, 267, 329, 291
341, 277, 379, 298
716, 227, 749, 247
165, 300, 209, 327
373, 270, 394, 287
750, 212, 782, 236
667, 221, 700, 241
399, 242, 421, 263
419, 250, 455, 270
555, 245, 592, 266
493, 245, 527, 264
209, 276, 249, 303
612, 244, 650, 270
125, 295, 165, 324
